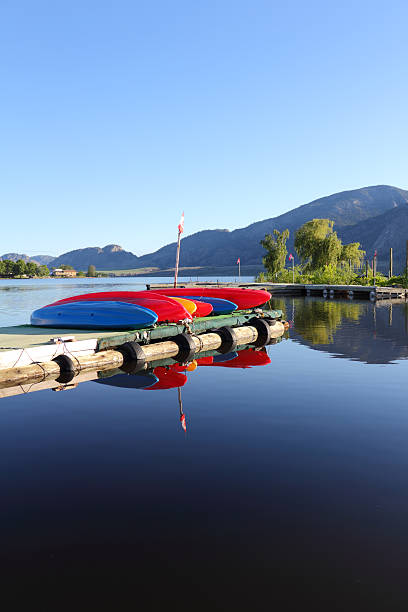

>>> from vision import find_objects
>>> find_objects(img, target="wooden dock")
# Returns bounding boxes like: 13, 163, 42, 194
0, 308, 286, 398
147, 282, 408, 301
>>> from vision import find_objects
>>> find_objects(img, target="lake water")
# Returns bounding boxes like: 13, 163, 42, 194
1, 280, 408, 609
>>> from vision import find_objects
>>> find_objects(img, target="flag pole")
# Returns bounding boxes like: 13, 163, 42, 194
174, 212, 184, 288
238, 259, 241, 281
174, 230, 181, 288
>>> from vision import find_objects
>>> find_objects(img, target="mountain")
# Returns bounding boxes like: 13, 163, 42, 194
51, 244, 139, 270
0, 253, 54, 265
0, 253, 33, 263
13, 185, 408, 273
31, 255, 55, 265
135, 185, 408, 269
341, 204, 408, 271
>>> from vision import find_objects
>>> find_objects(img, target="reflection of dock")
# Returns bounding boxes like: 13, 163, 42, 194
148, 282, 408, 302
0, 309, 287, 398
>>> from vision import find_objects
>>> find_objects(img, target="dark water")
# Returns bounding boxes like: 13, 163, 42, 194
2, 295, 408, 609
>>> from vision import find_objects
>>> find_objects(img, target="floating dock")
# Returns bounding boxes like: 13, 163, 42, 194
0, 308, 286, 398
147, 282, 408, 301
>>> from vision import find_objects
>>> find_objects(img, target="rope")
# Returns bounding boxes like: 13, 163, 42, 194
191, 334, 204, 353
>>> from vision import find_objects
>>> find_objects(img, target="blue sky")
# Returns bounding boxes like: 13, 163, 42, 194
1, 0, 407, 257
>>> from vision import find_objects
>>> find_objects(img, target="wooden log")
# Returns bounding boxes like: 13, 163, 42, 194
0, 360, 61, 388
0, 349, 124, 389
69, 349, 124, 372
0, 321, 285, 390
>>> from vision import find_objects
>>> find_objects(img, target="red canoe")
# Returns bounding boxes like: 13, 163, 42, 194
149, 287, 271, 310
183, 298, 213, 318
46, 291, 213, 319
45, 291, 192, 323
132, 292, 213, 318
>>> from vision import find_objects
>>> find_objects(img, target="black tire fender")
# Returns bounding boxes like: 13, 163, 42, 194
245, 317, 271, 348
216, 326, 238, 354
53, 354, 76, 384
172, 332, 196, 362
117, 341, 146, 373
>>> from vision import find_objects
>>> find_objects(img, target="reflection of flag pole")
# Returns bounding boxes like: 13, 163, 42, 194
237, 258, 241, 282
174, 212, 184, 288
373, 249, 377, 287
178, 387, 186, 433
289, 253, 294, 283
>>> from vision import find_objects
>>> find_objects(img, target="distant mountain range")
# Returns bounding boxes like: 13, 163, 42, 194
3, 185, 408, 273
0, 253, 54, 266
50, 244, 140, 270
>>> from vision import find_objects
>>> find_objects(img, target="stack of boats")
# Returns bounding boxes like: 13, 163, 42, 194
30, 287, 271, 330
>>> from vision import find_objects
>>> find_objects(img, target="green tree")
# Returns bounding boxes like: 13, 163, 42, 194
295, 219, 341, 269
25, 261, 38, 276
38, 265, 50, 276
0, 260, 5, 276
13, 259, 27, 276
87, 264, 96, 277
60, 264, 74, 270
340, 242, 365, 266
294, 219, 365, 271
3, 259, 14, 276
260, 229, 289, 276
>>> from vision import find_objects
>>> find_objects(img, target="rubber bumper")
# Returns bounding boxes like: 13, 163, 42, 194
117, 341, 146, 373
216, 326, 238, 354
52, 354, 76, 384
172, 332, 196, 363
245, 317, 271, 347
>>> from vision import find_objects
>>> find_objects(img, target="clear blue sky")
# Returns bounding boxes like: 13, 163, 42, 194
1, 0, 407, 257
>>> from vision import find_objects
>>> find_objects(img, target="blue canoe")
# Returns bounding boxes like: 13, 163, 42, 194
179, 295, 238, 315
30, 301, 158, 330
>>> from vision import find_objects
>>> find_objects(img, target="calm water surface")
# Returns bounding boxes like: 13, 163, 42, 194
1, 282, 408, 609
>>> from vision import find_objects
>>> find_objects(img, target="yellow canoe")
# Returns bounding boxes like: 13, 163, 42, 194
171, 296, 197, 316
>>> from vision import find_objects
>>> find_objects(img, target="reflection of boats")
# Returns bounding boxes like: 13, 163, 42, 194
196, 348, 271, 368
145, 366, 187, 390
94, 346, 272, 394
95, 371, 159, 389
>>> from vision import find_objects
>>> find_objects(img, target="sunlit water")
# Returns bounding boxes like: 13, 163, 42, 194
1, 282, 408, 609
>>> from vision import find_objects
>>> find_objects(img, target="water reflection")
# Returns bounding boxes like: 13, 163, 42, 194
93, 345, 273, 432
275, 296, 408, 364
3, 295, 408, 607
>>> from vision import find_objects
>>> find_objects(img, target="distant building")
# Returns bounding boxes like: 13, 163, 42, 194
51, 268, 77, 278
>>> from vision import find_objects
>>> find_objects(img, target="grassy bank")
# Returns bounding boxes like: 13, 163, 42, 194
256, 264, 408, 287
